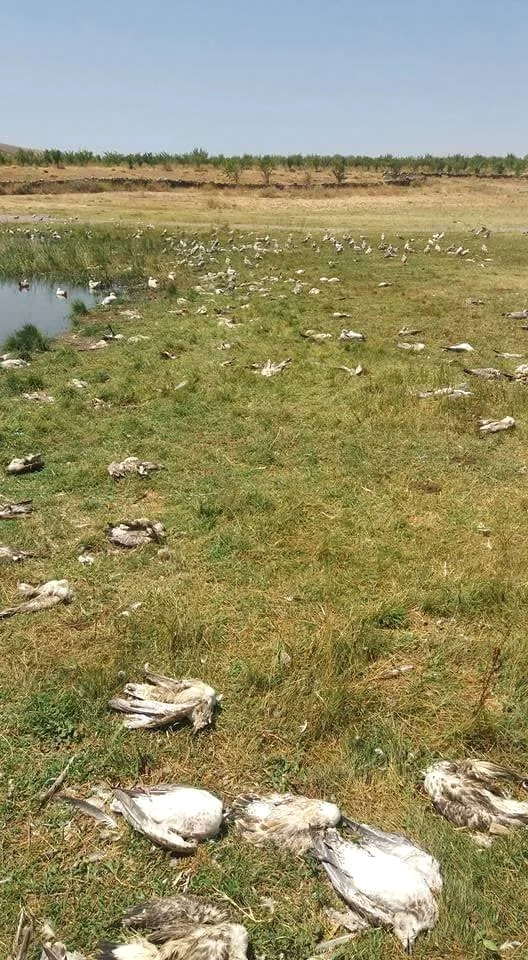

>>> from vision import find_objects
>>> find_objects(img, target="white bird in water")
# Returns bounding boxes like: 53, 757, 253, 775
18, 279, 30, 291
109, 669, 220, 732
479, 416, 516, 435
0, 579, 73, 619
102, 895, 249, 960
6, 453, 44, 475
148, 276, 159, 289
56, 287, 68, 299
312, 820, 442, 953
106, 518, 166, 548
107, 457, 164, 480
339, 329, 366, 342
443, 342, 474, 353
111, 784, 224, 853
423, 759, 528, 834
229, 793, 341, 854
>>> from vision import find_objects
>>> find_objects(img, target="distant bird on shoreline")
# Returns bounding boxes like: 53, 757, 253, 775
56, 286, 67, 298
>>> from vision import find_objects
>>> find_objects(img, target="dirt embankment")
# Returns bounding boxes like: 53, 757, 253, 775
0, 162, 526, 197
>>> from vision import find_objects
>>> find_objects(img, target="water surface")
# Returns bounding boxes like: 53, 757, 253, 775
0, 281, 98, 343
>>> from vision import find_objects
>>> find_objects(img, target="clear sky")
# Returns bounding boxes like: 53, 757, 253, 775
2, 0, 526, 156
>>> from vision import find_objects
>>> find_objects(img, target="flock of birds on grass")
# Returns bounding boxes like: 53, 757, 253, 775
3, 222, 528, 959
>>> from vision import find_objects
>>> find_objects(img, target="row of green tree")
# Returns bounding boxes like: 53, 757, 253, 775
2, 148, 527, 182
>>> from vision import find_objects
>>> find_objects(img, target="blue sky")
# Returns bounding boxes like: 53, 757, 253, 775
2, 0, 526, 155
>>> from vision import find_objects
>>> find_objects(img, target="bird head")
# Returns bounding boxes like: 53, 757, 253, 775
393, 912, 420, 953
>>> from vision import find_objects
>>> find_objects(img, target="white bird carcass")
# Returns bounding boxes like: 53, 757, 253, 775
229, 793, 341, 853
109, 670, 220, 732
312, 821, 442, 952
107, 457, 164, 480
106, 518, 166, 548
423, 759, 528, 834
6, 453, 44, 475
111, 784, 224, 853
0, 580, 73, 619
339, 330, 366, 342
104, 895, 249, 960
479, 416, 515, 435
443, 342, 474, 353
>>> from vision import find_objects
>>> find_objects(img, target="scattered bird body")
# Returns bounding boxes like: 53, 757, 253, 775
503, 309, 528, 320
88, 279, 100, 290
22, 391, 55, 403
0, 544, 33, 563
107, 457, 164, 480
0, 579, 73, 619
423, 759, 528, 833
230, 793, 341, 853
339, 364, 363, 376
148, 276, 159, 289
398, 342, 425, 352
251, 358, 291, 377
101, 292, 117, 306
1, 357, 29, 369
339, 329, 365, 342
69, 378, 88, 389
398, 327, 422, 337
463, 367, 503, 380
109, 670, 219, 732
479, 416, 516, 435
312, 822, 441, 952
0, 499, 32, 519
301, 330, 333, 342
106, 518, 166, 548
417, 384, 472, 399
111, 784, 224, 853
6, 453, 44, 475
102, 895, 249, 960
444, 342, 475, 353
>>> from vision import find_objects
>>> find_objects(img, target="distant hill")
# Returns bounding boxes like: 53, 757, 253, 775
0, 143, 24, 154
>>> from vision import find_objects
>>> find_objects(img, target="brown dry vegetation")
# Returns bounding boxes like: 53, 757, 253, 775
2, 176, 528, 233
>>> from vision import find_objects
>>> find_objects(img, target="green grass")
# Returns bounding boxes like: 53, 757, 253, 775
3, 323, 49, 358
1, 222, 528, 958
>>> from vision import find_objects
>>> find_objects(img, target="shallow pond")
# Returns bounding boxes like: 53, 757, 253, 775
0, 280, 98, 343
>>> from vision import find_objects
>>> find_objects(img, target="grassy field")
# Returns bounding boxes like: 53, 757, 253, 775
1, 212, 528, 959
2, 176, 528, 233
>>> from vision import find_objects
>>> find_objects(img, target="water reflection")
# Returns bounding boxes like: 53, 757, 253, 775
0, 280, 98, 343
